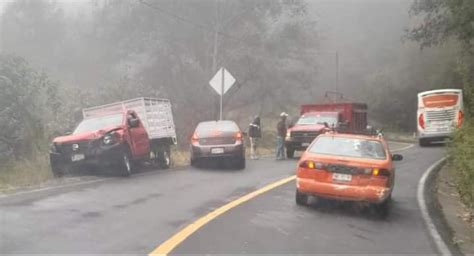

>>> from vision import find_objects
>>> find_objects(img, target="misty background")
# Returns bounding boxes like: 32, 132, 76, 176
0, 0, 463, 159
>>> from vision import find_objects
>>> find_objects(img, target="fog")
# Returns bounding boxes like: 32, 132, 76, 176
0, 0, 460, 148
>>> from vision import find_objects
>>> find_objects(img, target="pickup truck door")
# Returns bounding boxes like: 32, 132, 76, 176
127, 113, 150, 157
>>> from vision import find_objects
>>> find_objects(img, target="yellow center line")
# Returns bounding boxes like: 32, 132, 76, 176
149, 143, 414, 255
149, 175, 296, 256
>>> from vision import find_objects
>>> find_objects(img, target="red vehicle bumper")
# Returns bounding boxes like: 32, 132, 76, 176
296, 177, 391, 203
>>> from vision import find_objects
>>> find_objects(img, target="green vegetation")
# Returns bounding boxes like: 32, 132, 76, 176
408, 0, 474, 209
449, 120, 474, 208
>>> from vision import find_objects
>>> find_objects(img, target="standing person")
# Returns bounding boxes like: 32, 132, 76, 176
276, 112, 288, 160
248, 116, 261, 160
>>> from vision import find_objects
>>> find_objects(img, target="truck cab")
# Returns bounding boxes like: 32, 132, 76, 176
285, 103, 368, 158
50, 110, 150, 177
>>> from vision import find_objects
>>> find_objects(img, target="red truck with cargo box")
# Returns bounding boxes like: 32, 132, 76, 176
49, 98, 177, 177
285, 102, 368, 158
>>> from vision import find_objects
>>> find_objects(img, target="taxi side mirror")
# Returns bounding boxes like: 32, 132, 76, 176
392, 154, 403, 161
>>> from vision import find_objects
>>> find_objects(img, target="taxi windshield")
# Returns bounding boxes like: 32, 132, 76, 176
309, 136, 387, 160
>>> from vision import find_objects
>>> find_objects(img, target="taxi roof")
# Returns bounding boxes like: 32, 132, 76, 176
319, 131, 385, 141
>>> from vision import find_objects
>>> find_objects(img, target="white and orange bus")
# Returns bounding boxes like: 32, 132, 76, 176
417, 89, 464, 146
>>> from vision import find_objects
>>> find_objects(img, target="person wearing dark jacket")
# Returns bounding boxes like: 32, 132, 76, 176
248, 116, 261, 159
276, 112, 288, 160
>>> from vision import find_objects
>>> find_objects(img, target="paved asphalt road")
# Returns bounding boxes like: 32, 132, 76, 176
0, 142, 445, 255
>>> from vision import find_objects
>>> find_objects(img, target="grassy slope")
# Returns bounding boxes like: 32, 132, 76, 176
449, 119, 474, 209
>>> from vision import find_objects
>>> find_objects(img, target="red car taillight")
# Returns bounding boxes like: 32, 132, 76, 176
457, 110, 464, 128
191, 132, 199, 144
235, 131, 243, 141
418, 113, 425, 129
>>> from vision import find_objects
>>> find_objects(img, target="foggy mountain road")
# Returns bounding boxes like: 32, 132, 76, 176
0, 142, 445, 254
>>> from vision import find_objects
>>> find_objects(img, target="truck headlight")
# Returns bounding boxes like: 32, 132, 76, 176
286, 131, 291, 139
103, 133, 117, 145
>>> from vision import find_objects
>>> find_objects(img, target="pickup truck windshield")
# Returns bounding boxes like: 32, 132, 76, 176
297, 115, 338, 126
73, 114, 123, 134
309, 136, 387, 160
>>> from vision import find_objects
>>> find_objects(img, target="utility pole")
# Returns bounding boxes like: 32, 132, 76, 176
335, 51, 339, 93
220, 68, 224, 120
212, 0, 219, 120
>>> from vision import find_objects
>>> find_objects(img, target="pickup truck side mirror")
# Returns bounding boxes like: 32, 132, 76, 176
392, 154, 403, 161
128, 118, 139, 128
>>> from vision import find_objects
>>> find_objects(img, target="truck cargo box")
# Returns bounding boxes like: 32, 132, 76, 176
82, 98, 177, 143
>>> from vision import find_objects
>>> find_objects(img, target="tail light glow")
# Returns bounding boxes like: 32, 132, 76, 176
299, 160, 325, 169
418, 113, 425, 129
235, 132, 243, 141
457, 110, 464, 128
372, 168, 390, 177
191, 132, 199, 144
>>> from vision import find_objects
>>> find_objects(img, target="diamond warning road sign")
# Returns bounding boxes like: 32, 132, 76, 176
209, 67, 236, 96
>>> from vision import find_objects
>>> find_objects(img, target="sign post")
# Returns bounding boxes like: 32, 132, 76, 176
209, 67, 236, 120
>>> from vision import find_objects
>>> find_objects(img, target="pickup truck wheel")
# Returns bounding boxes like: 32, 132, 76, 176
120, 151, 133, 177
51, 164, 64, 178
286, 148, 295, 159
161, 149, 171, 169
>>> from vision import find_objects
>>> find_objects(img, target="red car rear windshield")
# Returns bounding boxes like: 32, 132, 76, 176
309, 136, 387, 160
196, 121, 239, 136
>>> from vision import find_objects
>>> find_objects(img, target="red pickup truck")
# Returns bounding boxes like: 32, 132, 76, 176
49, 98, 177, 177
285, 103, 368, 158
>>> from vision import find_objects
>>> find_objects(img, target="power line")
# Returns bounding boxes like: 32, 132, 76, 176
138, 0, 316, 66
138, 0, 245, 44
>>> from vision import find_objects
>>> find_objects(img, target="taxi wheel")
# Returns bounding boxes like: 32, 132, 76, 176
296, 190, 309, 206
373, 195, 391, 216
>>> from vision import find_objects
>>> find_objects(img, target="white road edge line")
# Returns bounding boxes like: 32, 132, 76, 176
417, 156, 451, 256
391, 143, 414, 152
0, 177, 113, 199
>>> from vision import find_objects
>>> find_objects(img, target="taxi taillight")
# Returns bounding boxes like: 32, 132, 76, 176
372, 168, 390, 177
299, 160, 325, 170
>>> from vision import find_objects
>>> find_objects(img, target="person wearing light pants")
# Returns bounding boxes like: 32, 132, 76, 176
276, 112, 288, 160
248, 116, 261, 160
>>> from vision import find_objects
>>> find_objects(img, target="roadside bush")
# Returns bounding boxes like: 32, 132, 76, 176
449, 119, 474, 209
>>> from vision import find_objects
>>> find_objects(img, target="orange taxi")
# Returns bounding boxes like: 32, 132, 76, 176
295, 131, 403, 213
